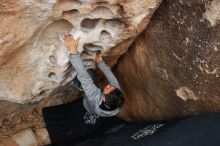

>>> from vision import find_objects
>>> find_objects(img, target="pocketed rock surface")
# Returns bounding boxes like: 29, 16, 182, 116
0, 0, 220, 145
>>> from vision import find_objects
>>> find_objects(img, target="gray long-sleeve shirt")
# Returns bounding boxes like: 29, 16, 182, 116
69, 53, 121, 117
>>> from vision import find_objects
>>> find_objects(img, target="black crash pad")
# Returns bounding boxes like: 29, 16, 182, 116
43, 98, 220, 146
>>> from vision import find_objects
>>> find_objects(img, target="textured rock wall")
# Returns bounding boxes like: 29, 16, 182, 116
0, 0, 161, 104
0, 0, 162, 145
1, 0, 220, 145
116, 0, 220, 121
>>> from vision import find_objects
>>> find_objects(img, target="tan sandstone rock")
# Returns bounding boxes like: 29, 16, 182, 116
0, 0, 162, 142
35, 128, 51, 146
116, 0, 220, 121
0, 0, 219, 144
0, 137, 18, 146
0, 0, 162, 104
11, 128, 38, 146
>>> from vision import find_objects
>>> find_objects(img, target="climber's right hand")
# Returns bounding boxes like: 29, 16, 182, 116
64, 33, 79, 54
95, 53, 103, 63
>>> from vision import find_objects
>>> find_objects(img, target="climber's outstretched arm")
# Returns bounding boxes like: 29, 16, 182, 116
95, 54, 121, 89
64, 34, 101, 101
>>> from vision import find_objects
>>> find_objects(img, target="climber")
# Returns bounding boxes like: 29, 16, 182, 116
63, 34, 125, 117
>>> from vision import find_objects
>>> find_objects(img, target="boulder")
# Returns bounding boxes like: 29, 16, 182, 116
116, 0, 220, 121
0, 0, 161, 104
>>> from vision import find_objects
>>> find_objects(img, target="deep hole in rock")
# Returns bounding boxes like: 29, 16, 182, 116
73, 0, 82, 5
81, 18, 100, 31
40, 19, 73, 41
48, 72, 57, 80
95, 1, 108, 5
100, 30, 112, 42
83, 44, 103, 52
91, 6, 114, 18
58, 0, 82, 5
38, 90, 47, 96
80, 50, 90, 56
81, 50, 95, 59
49, 55, 56, 64
62, 9, 80, 18
83, 58, 95, 63
118, 5, 125, 15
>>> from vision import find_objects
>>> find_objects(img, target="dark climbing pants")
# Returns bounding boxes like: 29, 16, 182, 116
72, 68, 95, 88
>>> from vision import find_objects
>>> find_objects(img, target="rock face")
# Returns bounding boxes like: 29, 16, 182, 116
0, 0, 220, 145
11, 128, 38, 146
116, 0, 220, 121
0, 0, 161, 104
0, 0, 161, 144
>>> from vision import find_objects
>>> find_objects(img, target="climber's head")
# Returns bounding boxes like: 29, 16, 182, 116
99, 85, 124, 111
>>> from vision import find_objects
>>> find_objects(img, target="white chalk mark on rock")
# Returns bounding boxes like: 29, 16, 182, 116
176, 87, 199, 101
